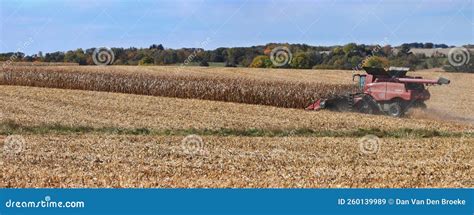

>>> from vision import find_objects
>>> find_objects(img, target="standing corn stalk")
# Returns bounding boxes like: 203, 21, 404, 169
0, 66, 356, 109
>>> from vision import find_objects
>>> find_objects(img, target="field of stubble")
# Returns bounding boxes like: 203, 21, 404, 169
0, 66, 472, 188
1, 135, 472, 188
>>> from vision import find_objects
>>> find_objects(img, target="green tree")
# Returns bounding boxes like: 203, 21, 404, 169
306, 51, 322, 67
37, 51, 44, 61
332, 47, 344, 55
290, 53, 311, 69
64, 49, 87, 65
139, 56, 154, 65
423, 43, 434, 49
249, 55, 272, 68
363, 56, 389, 68
349, 56, 363, 68
343, 43, 357, 55
226, 48, 237, 66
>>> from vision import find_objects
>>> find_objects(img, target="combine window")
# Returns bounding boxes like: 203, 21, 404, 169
406, 83, 424, 90
359, 76, 366, 89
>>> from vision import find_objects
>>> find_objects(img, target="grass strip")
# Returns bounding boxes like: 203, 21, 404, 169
0, 120, 471, 138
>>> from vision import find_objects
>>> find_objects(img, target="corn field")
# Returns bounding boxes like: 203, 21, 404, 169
0, 66, 356, 108
0, 70, 472, 188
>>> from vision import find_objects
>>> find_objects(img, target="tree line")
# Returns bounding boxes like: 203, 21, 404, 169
1, 42, 472, 72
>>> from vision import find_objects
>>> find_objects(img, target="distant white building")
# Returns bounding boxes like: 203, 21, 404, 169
319, 51, 331, 55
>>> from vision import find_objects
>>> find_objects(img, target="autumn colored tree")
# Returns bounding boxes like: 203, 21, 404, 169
250, 55, 272, 68
363, 56, 390, 68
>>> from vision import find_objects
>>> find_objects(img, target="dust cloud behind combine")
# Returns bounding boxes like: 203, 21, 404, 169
407, 108, 474, 126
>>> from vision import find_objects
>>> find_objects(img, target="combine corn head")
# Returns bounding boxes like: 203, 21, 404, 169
306, 67, 450, 117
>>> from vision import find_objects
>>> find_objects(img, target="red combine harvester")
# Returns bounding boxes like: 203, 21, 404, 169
306, 67, 450, 117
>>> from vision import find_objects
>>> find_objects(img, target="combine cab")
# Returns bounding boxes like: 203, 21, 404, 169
306, 67, 450, 117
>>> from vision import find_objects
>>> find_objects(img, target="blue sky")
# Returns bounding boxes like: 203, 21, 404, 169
1, 0, 473, 54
